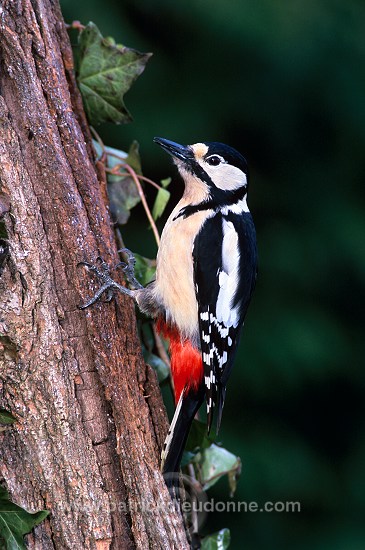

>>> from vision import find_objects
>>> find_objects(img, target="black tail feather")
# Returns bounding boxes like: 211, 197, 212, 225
215, 384, 226, 435
162, 389, 204, 476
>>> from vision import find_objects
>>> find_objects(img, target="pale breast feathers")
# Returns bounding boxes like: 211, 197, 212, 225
152, 203, 212, 341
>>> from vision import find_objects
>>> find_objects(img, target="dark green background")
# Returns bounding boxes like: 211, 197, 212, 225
62, 1, 365, 548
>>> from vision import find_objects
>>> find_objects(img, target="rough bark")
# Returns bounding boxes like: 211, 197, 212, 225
0, 1, 188, 548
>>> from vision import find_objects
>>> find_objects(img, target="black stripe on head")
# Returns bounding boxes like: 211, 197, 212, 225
184, 156, 215, 187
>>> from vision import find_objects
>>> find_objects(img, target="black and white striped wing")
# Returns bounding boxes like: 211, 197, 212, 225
193, 211, 257, 432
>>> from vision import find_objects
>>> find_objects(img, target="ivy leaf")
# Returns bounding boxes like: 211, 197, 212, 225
199, 444, 241, 494
140, 320, 169, 383
0, 410, 16, 433
0, 410, 16, 426
201, 528, 231, 550
185, 420, 215, 453
93, 140, 142, 225
152, 188, 170, 221
143, 351, 170, 383
76, 22, 152, 125
160, 177, 171, 188
125, 141, 142, 175
180, 451, 194, 468
141, 322, 155, 352
99, 143, 128, 164
132, 253, 156, 287
0, 487, 49, 550
182, 420, 216, 468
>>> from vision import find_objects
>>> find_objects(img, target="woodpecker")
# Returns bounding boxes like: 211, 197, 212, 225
81, 138, 257, 476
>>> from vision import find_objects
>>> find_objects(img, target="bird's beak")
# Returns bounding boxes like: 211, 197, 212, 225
153, 137, 192, 162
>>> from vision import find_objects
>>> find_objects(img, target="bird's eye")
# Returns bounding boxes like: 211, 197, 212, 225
206, 155, 222, 166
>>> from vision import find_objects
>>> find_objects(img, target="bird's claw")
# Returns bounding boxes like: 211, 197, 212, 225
78, 255, 135, 310
116, 248, 143, 290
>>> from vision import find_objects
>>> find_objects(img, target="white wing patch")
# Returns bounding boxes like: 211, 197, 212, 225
216, 219, 241, 328
196, 215, 246, 430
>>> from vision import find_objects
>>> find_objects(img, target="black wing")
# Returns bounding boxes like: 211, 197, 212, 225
193, 210, 257, 432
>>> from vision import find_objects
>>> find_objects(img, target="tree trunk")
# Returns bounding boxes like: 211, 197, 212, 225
0, 1, 188, 548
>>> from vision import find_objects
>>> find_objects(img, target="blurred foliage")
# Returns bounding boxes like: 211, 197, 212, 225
201, 528, 231, 550
62, 1, 365, 548
0, 410, 16, 430
93, 139, 142, 224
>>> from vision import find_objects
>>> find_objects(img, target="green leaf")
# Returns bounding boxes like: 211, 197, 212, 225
93, 140, 142, 175
143, 351, 170, 383
140, 322, 155, 352
92, 139, 126, 163
160, 177, 171, 188
0, 410, 16, 426
181, 450, 198, 468
107, 178, 139, 225
76, 22, 151, 125
125, 141, 142, 175
133, 253, 156, 287
95, 141, 142, 225
201, 528, 231, 550
199, 444, 241, 494
185, 420, 214, 453
0, 487, 49, 550
140, 320, 169, 383
152, 188, 170, 221
183, 421, 215, 466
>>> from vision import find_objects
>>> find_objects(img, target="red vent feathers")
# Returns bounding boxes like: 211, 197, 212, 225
156, 319, 203, 403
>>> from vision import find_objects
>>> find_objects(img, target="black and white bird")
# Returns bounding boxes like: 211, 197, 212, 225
81, 138, 257, 476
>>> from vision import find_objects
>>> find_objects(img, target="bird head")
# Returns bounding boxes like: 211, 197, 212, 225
153, 137, 249, 205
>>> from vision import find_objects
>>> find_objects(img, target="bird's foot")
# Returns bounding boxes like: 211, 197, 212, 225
78, 254, 138, 310
116, 248, 144, 290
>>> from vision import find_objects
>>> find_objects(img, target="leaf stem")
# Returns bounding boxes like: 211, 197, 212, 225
137, 175, 162, 191
90, 135, 161, 247
65, 21, 86, 31
121, 163, 161, 247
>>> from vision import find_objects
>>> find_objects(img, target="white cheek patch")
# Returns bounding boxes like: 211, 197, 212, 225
196, 159, 247, 192
209, 164, 247, 191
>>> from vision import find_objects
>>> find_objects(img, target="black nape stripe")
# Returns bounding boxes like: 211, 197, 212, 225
173, 186, 247, 221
